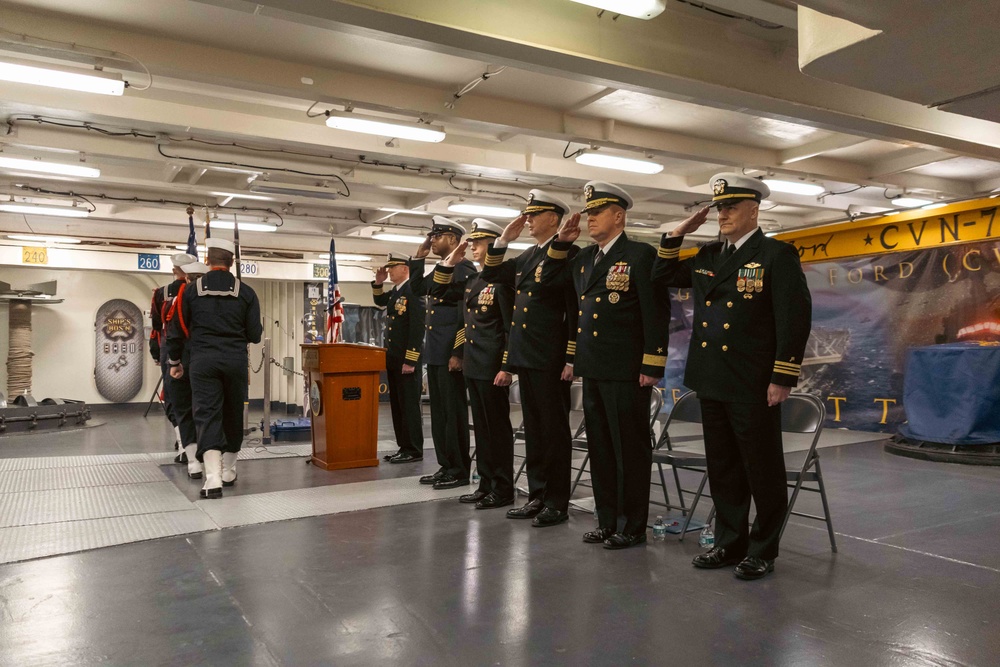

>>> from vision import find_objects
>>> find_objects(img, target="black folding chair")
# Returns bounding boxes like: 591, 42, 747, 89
779, 393, 837, 552
650, 390, 712, 540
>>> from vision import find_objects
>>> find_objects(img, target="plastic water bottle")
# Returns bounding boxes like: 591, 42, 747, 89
699, 522, 715, 549
652, 516, 667, 542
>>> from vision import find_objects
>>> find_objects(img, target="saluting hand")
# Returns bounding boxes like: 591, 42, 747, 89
443, 241, 467, 268
556, 212, 582, 243
670, 206, 711, 237
414, 234, 433, 259
374, 266, 388, 284
500, 215, 528, 243
170, 364, 184, 379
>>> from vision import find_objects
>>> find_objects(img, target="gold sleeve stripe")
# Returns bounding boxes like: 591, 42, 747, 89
484, 254, 504, 267
773, 367, 800, 377
405, 351, 421, 361
433, 271, 453, 284
372, 286, 384, 295
773, 361, 802, 370
566, 342, 577, 353
657, 248, 680, 259
502, 351, 508, 363
547, 247, 569, 260
643, 354, 667, 366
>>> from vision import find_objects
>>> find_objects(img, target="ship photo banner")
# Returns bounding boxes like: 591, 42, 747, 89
663, 236, 1000, 432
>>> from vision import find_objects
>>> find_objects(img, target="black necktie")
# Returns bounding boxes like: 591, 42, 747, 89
594, 249, 605, 266
726, 243, 736, 257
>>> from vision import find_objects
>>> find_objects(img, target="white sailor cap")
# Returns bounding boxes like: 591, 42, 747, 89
708, 173, 770, 207
384, 253, 410, 267
467, 218, 504, 240
206, 237, 236, 254
171, 252, 197, 268
430, 216, 466, 238
583, 181, 633, 212
180, 261, 209, 275
522, 189, 571, 217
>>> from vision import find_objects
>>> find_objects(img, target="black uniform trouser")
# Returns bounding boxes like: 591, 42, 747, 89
700, 398, 787, 560
467, 377, 514, 498
517, 367, 572, 511
171, 366, 197, 447
426, 364, 470, 480
160, 357, 178, 427
583, 379, 652, 536
387, 364, 424, 457
190, 354, 246, 457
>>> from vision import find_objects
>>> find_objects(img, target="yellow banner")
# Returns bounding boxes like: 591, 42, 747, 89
678, 197, 1000, 263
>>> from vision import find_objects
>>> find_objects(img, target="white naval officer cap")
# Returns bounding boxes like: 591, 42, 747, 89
522, 189, 571, 217
430, 216, 466, 238
467, 218, 504, 240
384, 252, 410, 267
206, 237, 236, 254
171, 252, 197, 268
708, 173, 770, 207
582, 181, 633, 212
180, 261, 209, 275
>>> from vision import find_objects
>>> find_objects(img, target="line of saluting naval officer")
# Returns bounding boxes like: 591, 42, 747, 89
372, 174, 812, 580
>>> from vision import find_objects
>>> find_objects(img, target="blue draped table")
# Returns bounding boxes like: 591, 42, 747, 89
899, 342, 1000, 445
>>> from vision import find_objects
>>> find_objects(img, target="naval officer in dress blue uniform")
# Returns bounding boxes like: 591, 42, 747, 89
431, 219, 516, 508
543, 182, 670, 549
408, 217, 478, 489
372, 253, 426, 464
651, 173, 812, 579
482, 190, 580, 527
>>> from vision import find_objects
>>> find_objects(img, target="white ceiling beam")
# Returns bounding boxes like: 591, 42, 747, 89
973, 175, 1000, 194
867, 148, 953, 178
566, 87, 618, 113
186, 0, 1000, 161
777, 135, 868, 164
187, 167, 208, 185
691, 0, 799, 29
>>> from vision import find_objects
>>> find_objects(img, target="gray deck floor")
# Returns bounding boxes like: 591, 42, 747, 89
1, 404, 999, 666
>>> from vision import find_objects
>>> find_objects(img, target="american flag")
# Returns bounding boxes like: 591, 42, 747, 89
326, 237, 344, 343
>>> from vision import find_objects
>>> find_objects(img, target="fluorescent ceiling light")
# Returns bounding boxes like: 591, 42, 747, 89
249, 183, 341, 200
575, 152, 664, 175
763, 179, 826, 196
508, 242, 534, 250
319, 253, 373, 262
892, 197, 934, 208
208, 191, 275, 202
448, 203, 521, 217
0, 58, 125, 95
210, 220, 277, 233
325, 111, 446, 143
567, 0, 667, 20
373, 232, 428, 244
378, 207, 434, 216
921, 202, 947, 210
0, 202, 90, 218
0, 156, 100, 178
7, 234, 81, 244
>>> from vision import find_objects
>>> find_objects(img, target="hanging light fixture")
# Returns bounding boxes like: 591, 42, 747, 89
0, 57, 125, 95
575, 151, 664, 175
325, 110, 446, 143
0, 156, 100, 178
567, 0, 667, 20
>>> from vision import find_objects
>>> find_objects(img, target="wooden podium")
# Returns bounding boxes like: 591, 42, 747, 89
301, 343, 385, 470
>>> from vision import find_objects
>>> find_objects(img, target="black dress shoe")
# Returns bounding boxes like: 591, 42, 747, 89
476, 493, 515, 509
382, 451, 400, 462
532, 507, 569, 527
433, 475, 470, 490
174, 452, 188, 464
222, 474, 237, 488
419, 470, 446, 485
734, 556, 775, 580
199, 487, 222, 499
188, 470, 203, 480
506, 499, 543, 519
583, 527, 615, 543
460, 490, 489, 504
388, 452, 423, 464
603, 532, 647, 549
692, 547, 744, 569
